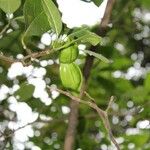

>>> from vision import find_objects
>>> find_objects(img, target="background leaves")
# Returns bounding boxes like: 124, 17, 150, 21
0, 0, 150, 149
0, 0, 21, 13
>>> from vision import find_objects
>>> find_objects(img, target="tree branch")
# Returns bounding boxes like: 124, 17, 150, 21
0, 53, 17, 64
49, 86, 120, 150
0, 121, 35, 139
0, 48, 54, 66
0, 22, 10, 37
64, 0, 116, 149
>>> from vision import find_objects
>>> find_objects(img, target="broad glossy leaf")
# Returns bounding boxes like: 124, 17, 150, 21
24, 12, 50, 38
91, 0, 103, 6
81, 0, 103, 6
15, 83, 35, 101
82, 49, 110, 63
0, 30, 23, 54
68, 28, 101, 46
144, 73, 150, 92
0, 0, 21, 13
42, 0, 62, 35
23, 0, 43, 26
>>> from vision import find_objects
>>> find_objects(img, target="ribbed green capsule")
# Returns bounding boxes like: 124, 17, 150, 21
60, 63, 82, 91
59, 45, 78, 63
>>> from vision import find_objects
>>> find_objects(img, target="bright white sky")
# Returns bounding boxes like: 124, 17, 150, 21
57, 0, 108, 28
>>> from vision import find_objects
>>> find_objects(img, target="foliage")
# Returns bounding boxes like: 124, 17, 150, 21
0, 0, 150, 150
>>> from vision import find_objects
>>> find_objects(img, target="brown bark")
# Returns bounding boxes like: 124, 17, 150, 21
64, 1, 116, 150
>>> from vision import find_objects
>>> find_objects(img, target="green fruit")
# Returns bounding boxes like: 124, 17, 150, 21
60, 63, 83, 91
59, 45, 78, 63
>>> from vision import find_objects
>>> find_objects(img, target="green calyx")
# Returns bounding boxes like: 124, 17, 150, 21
59, 63, 83, 91
59, 45, 78, 63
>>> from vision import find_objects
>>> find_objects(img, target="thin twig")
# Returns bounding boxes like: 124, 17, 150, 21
21, 35, 32, 55
0, 121, 36, 138
23, 48, 53, 61
0, 48, 55, 66
106, 96, 115, 112
0, 53, 17, 64
0, 22, 10, 36
84, 91, 96, 103
48, 86, 120, 150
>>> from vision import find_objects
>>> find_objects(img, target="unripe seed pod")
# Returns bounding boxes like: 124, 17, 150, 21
60, 63, 82, 91
59, 45, 78, 63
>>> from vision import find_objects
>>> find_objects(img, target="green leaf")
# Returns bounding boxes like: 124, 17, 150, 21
0, 30, 23, 54
144, 73, 150, 92
82, 49, 110, 63
68, 28, 101, 46
127, 86, 147, 103
14, 16, 25, 23
138, 0, 150, 9
91, 0, 103, 7
23, 0, 43, 27
112, 57, 133, 70
124, 133, 149, 147
15, 83, 35, 101
42, 0, 62, 35
0, 0, 21, 13
24, 12, 50, 38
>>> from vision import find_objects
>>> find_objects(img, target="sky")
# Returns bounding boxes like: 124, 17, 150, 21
56, 0, 108, 28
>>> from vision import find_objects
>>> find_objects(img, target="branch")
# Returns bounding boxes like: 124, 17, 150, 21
100, 0, 116, 30
0, 39, 75, 66
0, 53, 17, 64
64, 0, 116, 149
22, 48, 53, 62
0, 48, 55, 66
0, 22, 10, 37
106, 96, 115, 112
48, 86, 120, 150
0, 121, 36, 139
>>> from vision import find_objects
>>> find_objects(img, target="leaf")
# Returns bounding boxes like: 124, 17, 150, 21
42, 0, 62, 35
23, 0, 43, 27
0, 30, 23, 54
81, 0, 103, 6
91, 0, 103, 7
115, 78, 133, 93
15, 83, 35, 101
82, 49, 110, 63
124, 133, 149, 147
144, 73, 150, 92
112, 57, 133, 70
14, 16, 25, 23
0, 0, 21, 13
139, 0, 150, 9
24, 12, 50, 38
68, 28, 101, 46
127, 86, 147, 103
